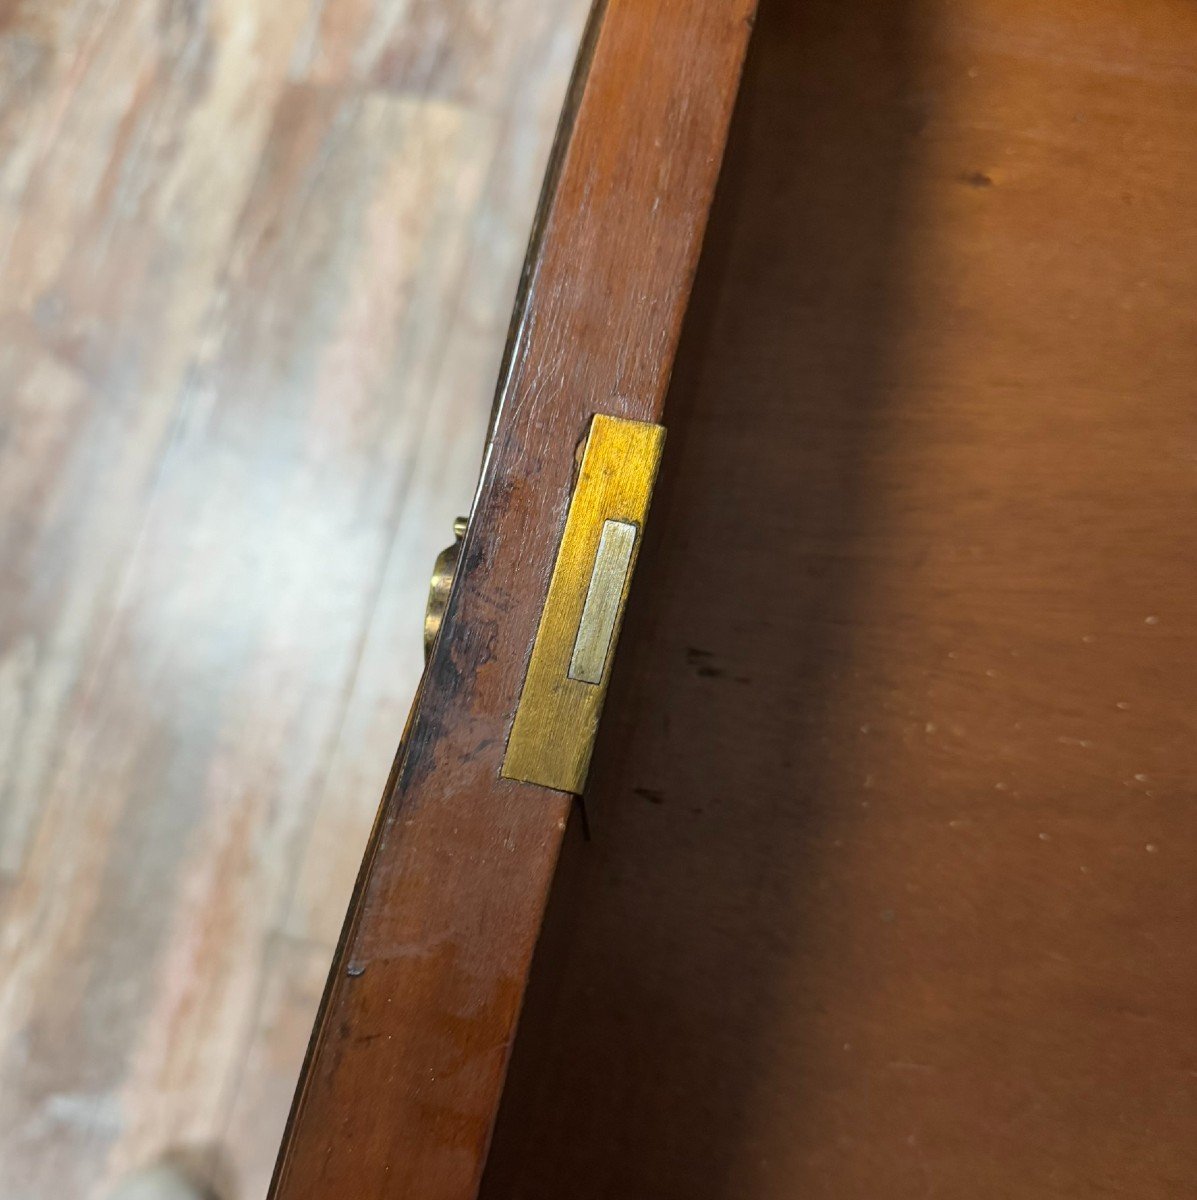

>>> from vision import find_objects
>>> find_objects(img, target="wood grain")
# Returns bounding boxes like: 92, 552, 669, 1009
269, 2, 757, 1197
479, 0, 1197, 1196
0, 2, 590, 1197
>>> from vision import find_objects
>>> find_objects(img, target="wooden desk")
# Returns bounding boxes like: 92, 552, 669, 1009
276, 1, 1197, 1196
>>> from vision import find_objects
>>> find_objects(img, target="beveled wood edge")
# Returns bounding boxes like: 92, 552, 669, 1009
269, 1, 759, 1195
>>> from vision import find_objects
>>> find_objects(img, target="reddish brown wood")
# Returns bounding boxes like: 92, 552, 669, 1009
268, 2, 756, 1198
479, 0, 1197, 1197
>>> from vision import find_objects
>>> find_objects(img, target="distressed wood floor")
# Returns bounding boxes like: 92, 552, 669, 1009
0, 2, 589, 1196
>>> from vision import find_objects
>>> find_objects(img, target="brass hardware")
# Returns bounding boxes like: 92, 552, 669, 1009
569, 519, 638, 684
424, 516, 468, 660
502, 414, 665, 794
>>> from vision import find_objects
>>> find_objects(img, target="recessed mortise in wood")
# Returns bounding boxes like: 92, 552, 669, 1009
569, 519, 638, 684
502, 414, 665, 794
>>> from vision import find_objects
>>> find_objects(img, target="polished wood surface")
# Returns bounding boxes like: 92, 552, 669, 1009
0, 2, 590, 1197
479, 0, 1197, 1196
269, 3, 756, 1197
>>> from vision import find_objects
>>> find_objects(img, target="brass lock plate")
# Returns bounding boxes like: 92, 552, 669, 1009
502, 413, 665, 794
